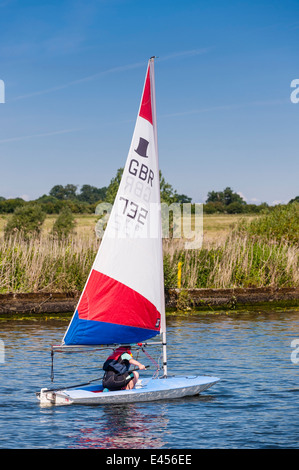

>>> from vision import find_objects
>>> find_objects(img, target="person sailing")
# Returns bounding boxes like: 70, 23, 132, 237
102, 346, 146, 391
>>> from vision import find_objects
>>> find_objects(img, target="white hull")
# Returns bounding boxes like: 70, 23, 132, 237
36, 375, 220, 406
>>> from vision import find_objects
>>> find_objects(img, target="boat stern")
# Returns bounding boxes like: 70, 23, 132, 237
36, 388, 73, 406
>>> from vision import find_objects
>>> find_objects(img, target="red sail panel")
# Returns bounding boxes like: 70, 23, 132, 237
139, 66, 153, 124
77, 269, 160, 332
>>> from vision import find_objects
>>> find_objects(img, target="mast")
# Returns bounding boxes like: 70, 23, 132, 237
149, 57, 167, 378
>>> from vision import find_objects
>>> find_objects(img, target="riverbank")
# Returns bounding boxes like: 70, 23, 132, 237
0, 287, 298, 317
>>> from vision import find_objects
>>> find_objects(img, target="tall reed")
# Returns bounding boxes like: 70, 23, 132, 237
0, 231, 298, 293
0, 234, 98, 293
163, 233, 299, 289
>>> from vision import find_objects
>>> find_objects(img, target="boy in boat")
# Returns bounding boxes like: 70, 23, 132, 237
102, 346, 146, 391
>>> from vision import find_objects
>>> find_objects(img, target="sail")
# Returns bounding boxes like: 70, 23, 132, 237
63, 58, 165, 345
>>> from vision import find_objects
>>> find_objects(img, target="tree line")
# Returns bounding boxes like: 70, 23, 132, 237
0, 168, 298, 216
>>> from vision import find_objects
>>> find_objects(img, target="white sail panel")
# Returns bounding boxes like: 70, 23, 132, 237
93, 115, 163, 311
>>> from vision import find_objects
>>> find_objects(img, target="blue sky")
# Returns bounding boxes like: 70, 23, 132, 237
0, 0, 298, 205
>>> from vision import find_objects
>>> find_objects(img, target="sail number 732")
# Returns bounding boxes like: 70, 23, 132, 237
119, 197, 148, 225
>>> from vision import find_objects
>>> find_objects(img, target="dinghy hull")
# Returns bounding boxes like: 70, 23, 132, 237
36, 375, 220, 406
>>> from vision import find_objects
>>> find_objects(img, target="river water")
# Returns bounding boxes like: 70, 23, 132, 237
0, 309, 298, 449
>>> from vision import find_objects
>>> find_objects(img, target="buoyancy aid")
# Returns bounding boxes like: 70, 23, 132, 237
103, 347, 132, 375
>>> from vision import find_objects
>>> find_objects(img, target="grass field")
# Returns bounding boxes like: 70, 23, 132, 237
0, 212, 257, 245
202, 213, 256, 244
0, 213, 99, 240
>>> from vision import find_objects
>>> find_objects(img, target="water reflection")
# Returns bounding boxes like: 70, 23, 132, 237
70, 403, 169, 449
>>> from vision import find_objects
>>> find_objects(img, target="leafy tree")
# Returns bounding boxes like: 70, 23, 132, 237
223, 187, 244, 205
37, 195, 59, 203
245, 203, 269, 213
35, 195, 63, 214
206, 190, 223, 204
203, 202, 225, 214
159, 172, 181, 204
49, 185, 65, 200
0, 198, 26, 213
51, 206, 76, 239
175, 193, 192, 203
4, 204, 46, 239
49, 184, 78, 200
206, 187, 245, 206
289, 196, 299, 204
64, 184, 78, 200
78, 184, 107, 204
226, 202, 246, 214
105, 168, 124, 204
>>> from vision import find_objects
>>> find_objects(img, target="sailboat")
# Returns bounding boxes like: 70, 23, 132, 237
37, 57, 219, 406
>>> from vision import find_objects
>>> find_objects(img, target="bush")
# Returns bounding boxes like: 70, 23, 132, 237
236, 203, 299, 246
51, 207, 76, 239
226, 202, 245, 214
0, 198, 26, 213
203, 202, 225, 214
4, 204, 46, 240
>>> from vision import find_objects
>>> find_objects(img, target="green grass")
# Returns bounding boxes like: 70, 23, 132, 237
236, 203, 299, 246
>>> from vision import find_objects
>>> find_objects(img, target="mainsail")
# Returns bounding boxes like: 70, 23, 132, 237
63, 58, 166, 347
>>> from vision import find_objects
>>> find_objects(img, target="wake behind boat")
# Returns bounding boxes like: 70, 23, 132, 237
37, 57, 219, 406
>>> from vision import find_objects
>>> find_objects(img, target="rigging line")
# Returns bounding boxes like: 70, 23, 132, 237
46, 366, 150, 392
52, 346, 116, 354
52, 343, 152, 354
142, 347, 159, 369
142, 347, 160, 379
45, 376, 104, 393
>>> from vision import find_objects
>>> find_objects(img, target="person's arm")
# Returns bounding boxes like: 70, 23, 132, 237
129, 358, 146, 370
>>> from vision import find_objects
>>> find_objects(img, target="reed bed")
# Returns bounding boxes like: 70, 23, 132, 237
0, 231, 298, 294
0, 234, 98, 293
163, 233, 299, 289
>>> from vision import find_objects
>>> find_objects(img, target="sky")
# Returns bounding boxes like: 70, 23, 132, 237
0, 0, 298, 205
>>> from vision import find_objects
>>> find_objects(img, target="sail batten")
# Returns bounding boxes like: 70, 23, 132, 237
63, 58, 165, 347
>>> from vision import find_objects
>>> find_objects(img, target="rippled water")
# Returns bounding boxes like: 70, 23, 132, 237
0, 309, 299, 449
